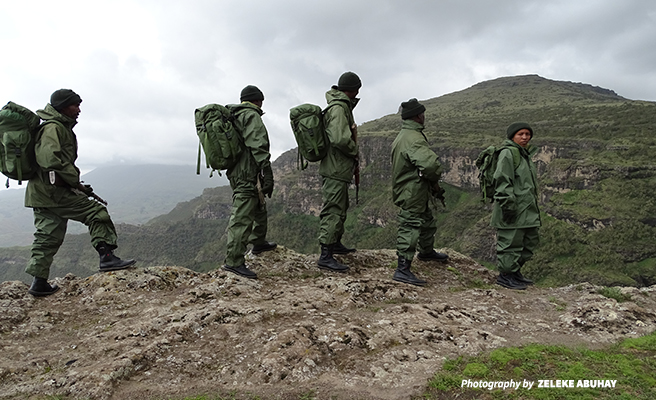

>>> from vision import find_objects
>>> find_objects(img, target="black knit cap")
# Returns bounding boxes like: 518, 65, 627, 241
400, 98, 426, 120
240, 85, 264, 102
50, 89, 82, 111
506, 122, 533, 139
336, 71, 362, 91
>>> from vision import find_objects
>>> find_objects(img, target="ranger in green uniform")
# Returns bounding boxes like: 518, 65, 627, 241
317, 72, 361, 272
223, 85, 276, 279
492, 122, 541, 290
25, 89, 135, 297
391, 99, 449, 286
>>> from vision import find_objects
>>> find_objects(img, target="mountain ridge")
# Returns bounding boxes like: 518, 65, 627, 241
1, 74, 655, 288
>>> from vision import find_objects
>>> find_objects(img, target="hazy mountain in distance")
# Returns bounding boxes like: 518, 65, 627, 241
0, 164, 227, 247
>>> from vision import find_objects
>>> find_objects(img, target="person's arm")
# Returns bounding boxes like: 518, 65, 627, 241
407, 139, 442, 183
494, 149, 517, 222
35, 123, 80, 187
324, 105, 358, 157
240, 111, 271, 170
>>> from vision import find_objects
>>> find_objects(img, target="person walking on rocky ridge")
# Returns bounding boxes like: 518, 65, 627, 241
492, 122, 541, 290
316, 72, 361, 273
390, 98, 449, 286
24, 89, 135, 297
223, 85, 277, 280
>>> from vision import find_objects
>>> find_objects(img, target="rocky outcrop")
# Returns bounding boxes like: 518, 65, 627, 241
1, 248, 655, 400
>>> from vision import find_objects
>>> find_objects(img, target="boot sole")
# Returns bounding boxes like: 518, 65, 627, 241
28, 285, 60, 297
99, 259, 137, 272
392, 276, 427, 286
332, 249, 356, 255
251, 246, 277, 255
416, 257, 449, 262
223, 266, 258, 279
495, 280, 527, 290
317, 264, 349, 273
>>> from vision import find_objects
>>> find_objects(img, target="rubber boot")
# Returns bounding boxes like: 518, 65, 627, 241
317, 244, 349, 273
28, 277, 60, 297
97, 242, 136, 272
392, 256, 427, 286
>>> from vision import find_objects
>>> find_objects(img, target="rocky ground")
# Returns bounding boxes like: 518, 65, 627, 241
1, 247, 655, 400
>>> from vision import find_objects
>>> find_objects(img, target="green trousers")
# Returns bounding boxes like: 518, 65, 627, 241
318, 177, 349, 245
225, 186, 268, 267
25, 196, 117, 279
396, 205, 437, 261
496, 227, 540, 274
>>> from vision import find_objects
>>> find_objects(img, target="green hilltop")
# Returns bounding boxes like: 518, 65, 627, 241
1, 75, 655, 287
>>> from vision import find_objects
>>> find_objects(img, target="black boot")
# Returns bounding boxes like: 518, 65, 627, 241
496, 273, 527, 290
251, 241, 277, 255
392, 256, 427, 286
223, 264, 258, 279
317, 244, 349, 273
97, 242, 136, 272
332, 241, 356, 254
513, 270, 534, 285
28, 277, 60, 297
417, 249, 449, 262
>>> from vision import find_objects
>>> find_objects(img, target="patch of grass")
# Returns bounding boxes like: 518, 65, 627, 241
422, 331, 656, 399
465, 278, 493, 289
548, 296, 568, 311
384, 298, 418, 305
597, 287, 632, 303
298, 389, 316, 400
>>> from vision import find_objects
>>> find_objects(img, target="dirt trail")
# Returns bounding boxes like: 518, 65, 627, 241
1, 247, 655, 400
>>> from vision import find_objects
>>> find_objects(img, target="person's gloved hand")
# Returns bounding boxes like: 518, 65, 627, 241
262, 166, 274, 198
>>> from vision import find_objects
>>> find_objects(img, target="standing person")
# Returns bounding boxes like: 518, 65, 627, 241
25, 89, 135, 297
317, 72, 361, 272
391, 98, 449, 286
223, 85, 276, 279
493, 122, 541, 290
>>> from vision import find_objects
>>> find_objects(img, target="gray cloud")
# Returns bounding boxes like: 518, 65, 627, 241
1, 0, 655, 171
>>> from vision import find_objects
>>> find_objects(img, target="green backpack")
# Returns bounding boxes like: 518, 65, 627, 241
0, 102, 42, 187
194, 104, 244, 177
475, 145, 521, 203
289, 103, 331, 170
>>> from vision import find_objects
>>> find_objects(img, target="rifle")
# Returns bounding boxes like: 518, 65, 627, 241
351, 123, 360, 205
49, 171, 108, 205
431, 182, 446, 208
418, 170, 446, 209
72, 183, 108, 206
256, 172, 266, 209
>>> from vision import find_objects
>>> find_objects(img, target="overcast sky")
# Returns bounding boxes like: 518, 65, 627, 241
2, 0, 655, 172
